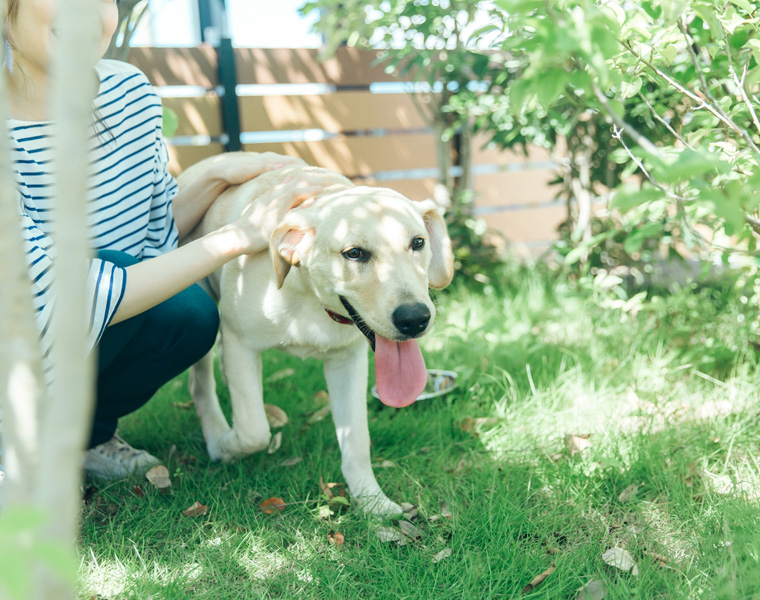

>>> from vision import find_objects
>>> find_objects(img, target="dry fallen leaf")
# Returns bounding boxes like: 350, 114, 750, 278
618, 483, 639, 503
308, 405, 331, 424
432, 548, 452, 563
132, 485, 145, 498
182, 501, 208, 518
317, 505, 333, 520
172, 401, 194, 410
267, 367, 295, 382
643, 550, 669, 567
576, 580, 605, 600
401, 502, 418, 520
259, 497, 286, 514
328, 531, 344, 546
376, 526, 407, 545
565, 433, 592, 457
313, 390, 329, 404
319, 477, 335, 501
399, 520, 425, 540
145, 465, 171, 492
460, 417, 499, 432
522, 563, 556, 594
441, 501, 453, 519
267, 431, 283, 454
264, 404, 289, 428
602, 547, 639, 576
280, 456, 303, 467
374, 459, 397, 468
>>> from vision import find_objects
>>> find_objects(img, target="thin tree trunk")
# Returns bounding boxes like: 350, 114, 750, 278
454, 116, 474, 201
35, 1, 101, 593
0, 2, 46, 512
0, 0, 101, 597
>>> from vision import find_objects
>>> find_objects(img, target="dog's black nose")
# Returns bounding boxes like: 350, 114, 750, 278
392, 303, 431, 337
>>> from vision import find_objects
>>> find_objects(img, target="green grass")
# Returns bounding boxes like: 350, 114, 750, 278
79, 269, 760, 599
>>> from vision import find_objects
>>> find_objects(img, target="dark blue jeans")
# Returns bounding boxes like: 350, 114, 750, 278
90, 250, 219, 448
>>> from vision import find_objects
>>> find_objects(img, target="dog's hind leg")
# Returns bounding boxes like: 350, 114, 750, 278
207, 326, 271, 461
189, 347, 232, 459
323, 346, 402, 516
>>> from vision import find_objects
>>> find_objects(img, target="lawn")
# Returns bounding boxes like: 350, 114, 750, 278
79, 266, 760, 599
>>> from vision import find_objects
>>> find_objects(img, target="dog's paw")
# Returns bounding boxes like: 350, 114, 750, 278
209, 428, 271, 462
356, 495, 403, 517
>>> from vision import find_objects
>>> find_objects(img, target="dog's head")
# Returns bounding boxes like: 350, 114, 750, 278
270, 185, 454, 407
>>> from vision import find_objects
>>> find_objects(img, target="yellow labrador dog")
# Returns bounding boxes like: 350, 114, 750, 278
179, 153, 453, 515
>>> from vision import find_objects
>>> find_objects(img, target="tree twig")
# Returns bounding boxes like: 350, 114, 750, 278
678, 18, 760, 154
721, 24, 760, 137
624, 41, 760, 154
637, 91, 693, 150
591, 80, 662, 158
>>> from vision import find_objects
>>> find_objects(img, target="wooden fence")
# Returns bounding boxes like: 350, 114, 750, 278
127, 46, 566, 253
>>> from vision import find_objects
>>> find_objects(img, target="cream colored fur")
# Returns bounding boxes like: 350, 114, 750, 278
178, 153, 453, 515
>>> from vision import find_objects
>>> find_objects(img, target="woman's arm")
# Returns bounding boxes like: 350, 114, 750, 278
171, 153, 307, 241
110, 224, 244, 323
111, 176, 328, 324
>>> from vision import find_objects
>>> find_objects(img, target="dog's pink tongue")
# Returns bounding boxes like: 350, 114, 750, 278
374, 336, 427, 407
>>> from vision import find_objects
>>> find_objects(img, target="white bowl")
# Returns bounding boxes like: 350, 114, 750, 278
371, 369, 459, 402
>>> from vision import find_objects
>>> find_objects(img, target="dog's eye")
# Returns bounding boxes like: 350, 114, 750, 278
411, 237, 425, 251
342, 247, 367, 261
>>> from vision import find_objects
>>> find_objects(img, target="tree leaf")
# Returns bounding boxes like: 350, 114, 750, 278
618, 483, 639, 503
565, 433, 592, 457
145, 465, 171, 492
259, 497, 286, 514
307, 405, 331, 424
399, 520, 425, 540
279, 456, 303, 467
328, 531, 345, 546
264, 404, 289, 428
267, 431, 283, 454
576, 580, 606, 600
376, 526, 407, 545
432, 548, 452, 563
182, 501, 208, 518
602, 547, 639, 575
522, 563, 556, 594
267, 368, 295, 382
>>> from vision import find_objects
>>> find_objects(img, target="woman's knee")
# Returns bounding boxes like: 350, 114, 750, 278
154, 284, 219, 361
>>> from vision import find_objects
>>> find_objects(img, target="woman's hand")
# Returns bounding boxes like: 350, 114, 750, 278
229, 170, 339, 255
212, 152, 307, 188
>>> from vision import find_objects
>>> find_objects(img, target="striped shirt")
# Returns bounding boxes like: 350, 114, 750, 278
15, 59, 179, 382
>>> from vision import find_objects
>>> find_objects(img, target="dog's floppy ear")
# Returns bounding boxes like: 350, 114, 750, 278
414, 199, 454, 289
270, 222, 315, 289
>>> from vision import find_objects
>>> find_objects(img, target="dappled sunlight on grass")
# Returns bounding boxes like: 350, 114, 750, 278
77, 269, 760, 598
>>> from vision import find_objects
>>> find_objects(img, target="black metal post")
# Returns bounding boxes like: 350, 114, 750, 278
217, 37, 242, 152
197, 0, 240, 152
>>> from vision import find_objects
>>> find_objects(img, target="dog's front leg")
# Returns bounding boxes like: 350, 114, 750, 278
207, 326, 271, 462
190, 346, 232, 451
323, 346, 402, 516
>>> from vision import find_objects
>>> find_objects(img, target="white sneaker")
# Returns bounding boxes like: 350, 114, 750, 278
84, 435, 161, 479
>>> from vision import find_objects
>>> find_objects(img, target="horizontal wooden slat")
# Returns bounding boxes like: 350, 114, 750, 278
481, 205, 567, 243
350, 177, 438, 202
165, 143, 224, 176
235, 47, 414, 86
127, 47, 218, 87
473, 170, 559, 207
240, 92, 429, 133
472, 136, 555, 166
162, 96, 222, 137
243, 133, 438, 177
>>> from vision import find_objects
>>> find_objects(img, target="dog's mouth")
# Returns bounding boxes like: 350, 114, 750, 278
338, 296, 427, 408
